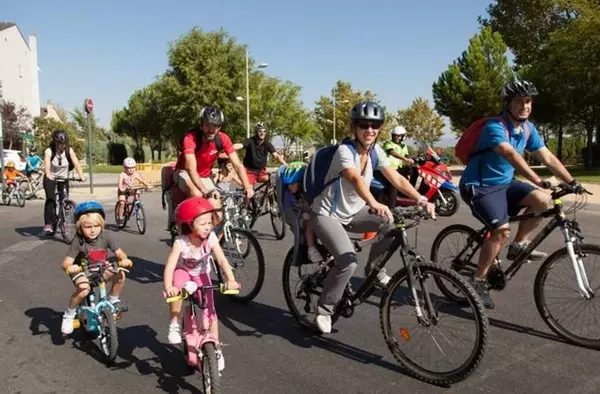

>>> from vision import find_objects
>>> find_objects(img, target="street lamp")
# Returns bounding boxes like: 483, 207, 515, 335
245, 47, 268, 138
332, 91, 349, 145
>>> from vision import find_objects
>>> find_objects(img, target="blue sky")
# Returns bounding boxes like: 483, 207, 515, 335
5, 0, 492, 146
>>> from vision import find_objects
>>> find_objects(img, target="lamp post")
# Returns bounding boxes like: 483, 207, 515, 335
332, 89, 349, 145
244, 48, 268, 138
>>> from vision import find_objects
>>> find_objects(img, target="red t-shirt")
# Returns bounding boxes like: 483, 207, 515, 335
176, 130, 235, 178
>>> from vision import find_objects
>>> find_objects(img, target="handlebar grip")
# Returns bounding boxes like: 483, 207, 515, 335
118, 268, 130, 274
219, 283, 240, 295
166, 295, 183, 303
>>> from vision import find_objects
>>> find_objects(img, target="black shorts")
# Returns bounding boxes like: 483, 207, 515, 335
460, 179, 536, 230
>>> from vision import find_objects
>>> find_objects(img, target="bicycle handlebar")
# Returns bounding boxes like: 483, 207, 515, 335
165, 283, 240, 303
550, 183, 592, 200
368, 205, 432, 222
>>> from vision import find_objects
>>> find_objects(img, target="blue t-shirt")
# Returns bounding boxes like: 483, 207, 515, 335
460, 113, 545, 187
26, 155, 42, 172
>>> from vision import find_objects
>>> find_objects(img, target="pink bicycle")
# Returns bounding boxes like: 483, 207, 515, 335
166, 280, 239, 393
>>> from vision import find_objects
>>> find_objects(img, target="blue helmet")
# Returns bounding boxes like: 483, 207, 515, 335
279, 162, 306, 185
74, 201, 105, 221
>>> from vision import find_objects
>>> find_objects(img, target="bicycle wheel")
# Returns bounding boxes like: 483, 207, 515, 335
269, 192, 286, 240
430, 224, 480, 303
380, 263, 488, 385
248, 197, 260, 229
282, 245, 338, 328
19, 180, 32, 200
114, 201, 128, 229
534, 243, 600, 349
2, 190, 10, 205
201, 343, 221, 394
61, 200, 77, 243
135, 203, 147, 234
98, 306, 119, 366
16, 189, 25, 207
219, 228, 265, 302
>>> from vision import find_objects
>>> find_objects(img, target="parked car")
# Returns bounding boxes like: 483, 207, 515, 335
2, 149, 27, 172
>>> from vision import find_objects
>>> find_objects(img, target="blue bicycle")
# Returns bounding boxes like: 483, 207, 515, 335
70, 258, 131, 365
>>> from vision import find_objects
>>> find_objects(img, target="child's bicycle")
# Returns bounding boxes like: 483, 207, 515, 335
114, 186, 148, 234
70, 258, 131, 366
52, 176, 80, 243
2, 178, 26, 207
19, 170, 44, 200
165, 272, 240, 394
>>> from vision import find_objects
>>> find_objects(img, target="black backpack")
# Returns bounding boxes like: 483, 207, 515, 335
50, 145, 74, 171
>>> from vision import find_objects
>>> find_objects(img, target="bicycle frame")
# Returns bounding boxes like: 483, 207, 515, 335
249, 174, 276, 216
460, 197, 592, 298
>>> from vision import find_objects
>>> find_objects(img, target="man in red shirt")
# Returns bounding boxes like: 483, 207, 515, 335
174, 106, 254, 209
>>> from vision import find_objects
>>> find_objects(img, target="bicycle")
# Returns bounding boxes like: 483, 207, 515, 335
70, 258, 131, 366
282, 204, 489, 385
51, 176, 80, 243
430, 183, 599, 349
247, 172, 286, 240
2, 178, 26, 207
165, 269, 240, 394
19, 170, 44, 200
115, 186, 148, 234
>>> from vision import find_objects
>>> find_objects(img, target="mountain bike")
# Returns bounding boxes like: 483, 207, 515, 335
431, 183, 599, 349
52, 176, 80, 243
282, 204, 489, 385
247, 172, 285, 240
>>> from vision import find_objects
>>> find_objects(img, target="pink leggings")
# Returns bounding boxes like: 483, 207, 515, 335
173, 269, 217, 328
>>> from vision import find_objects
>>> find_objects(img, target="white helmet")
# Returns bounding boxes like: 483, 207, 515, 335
123, 157, 137, 168
391, 126, 407, 136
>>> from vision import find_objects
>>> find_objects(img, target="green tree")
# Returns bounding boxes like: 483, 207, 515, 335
432, 26, 513, 137
1, 101, 31, 150
33, 117, 85, 158
396, 97, 445, 147
313, 80, 378, 145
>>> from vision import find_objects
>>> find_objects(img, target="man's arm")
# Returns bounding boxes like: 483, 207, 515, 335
495, 143, 545, 186
184, 153, 210, 194
530, 147, 574, 184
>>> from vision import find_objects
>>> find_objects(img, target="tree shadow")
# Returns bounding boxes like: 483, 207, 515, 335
14, 226, 46, 238
24, 307, 66, 346
127, 255, 164, 284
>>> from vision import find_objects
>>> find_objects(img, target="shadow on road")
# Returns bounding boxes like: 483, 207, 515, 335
24, 307, 67, 346
127, 256, 164, 284
15, 225, 46, 238
215, 297, 412, 379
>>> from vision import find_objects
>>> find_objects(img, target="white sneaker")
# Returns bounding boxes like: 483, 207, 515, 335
168, 323, 182, 344
307, 247, 324, 263
315, 314, 332, 334
216, 345, 225, 371
377, 271, 391, 287
61, 312, 75, 335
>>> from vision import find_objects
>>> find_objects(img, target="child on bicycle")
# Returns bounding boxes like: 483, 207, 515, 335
60, 201, 133, 335
163, 196, 239, 371
2, 161, 20, 188
25, 146, 43, 195
279, 162, 323, 263
214, 156, 242, 192
117, 157, 151, 218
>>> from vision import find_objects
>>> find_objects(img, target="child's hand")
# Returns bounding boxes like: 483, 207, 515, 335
118, 259, 133, 268
65, 265, 81, 275
224, 280, 240, 291
165, 287, 180, 298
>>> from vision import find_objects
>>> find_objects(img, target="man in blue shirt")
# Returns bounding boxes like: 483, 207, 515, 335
25, 146, 43, 196
459, 79, 582, 309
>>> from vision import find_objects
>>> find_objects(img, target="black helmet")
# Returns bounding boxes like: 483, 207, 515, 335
200, 106, 224, 126
500, 79, 538, 101
254, 121, 267, 133
53, 129, 68, 143
350, 101, 385, 123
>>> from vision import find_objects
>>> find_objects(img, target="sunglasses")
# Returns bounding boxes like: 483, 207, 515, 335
356, 121, 382, 130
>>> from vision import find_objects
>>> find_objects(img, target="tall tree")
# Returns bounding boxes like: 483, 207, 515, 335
432, 26, 513, 137
313, 80, 378, 145
396, 97, 445, 148
33, 117, 85, 158
1, 101, 31, 150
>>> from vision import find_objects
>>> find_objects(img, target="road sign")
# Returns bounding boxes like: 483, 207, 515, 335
84, 98, 94, 114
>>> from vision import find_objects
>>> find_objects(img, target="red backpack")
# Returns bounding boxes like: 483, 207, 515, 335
455, 116, 529, 165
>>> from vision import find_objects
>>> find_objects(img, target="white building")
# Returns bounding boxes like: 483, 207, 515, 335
0, 22, 41, 119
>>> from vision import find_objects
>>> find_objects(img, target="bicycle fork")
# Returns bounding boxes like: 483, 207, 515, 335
403, 251, 438, 326
563, 227, 594, 299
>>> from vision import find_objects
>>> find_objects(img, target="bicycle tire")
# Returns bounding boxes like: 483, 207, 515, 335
430, 224, 480, 303
534, 243, 600, 349
98, 306, 119, 366
201, 343, 221, 394
136, 203, 147, 234
16, 189, 25, 207
269, 192, 286, 240
220, 228, 265, 302
380, 263, 489, 385
19, 180, 32, 200
114, 200, 128, 229
61, 200, 77, 243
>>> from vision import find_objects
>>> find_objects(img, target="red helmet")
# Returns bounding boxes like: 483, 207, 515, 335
175, 197, 216, 235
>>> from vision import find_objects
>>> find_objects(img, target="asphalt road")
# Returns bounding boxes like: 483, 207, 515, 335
1, 193, 599, 394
